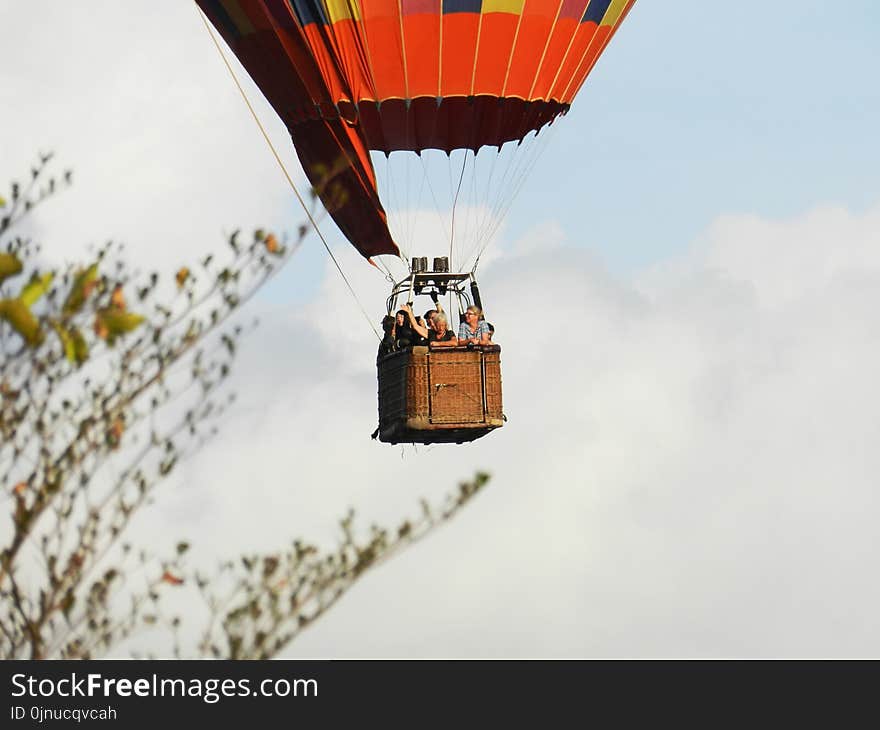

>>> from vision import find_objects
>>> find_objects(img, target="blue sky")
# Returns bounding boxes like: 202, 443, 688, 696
254, 0, 880, 302
5, 0, 873, 295
513, 1, 880, 270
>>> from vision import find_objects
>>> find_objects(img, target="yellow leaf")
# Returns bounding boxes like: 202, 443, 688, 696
110, 284, 125, 310
95, 308, 145, 345
175, 267, 189, 289
93, 315, 109, 341
0, 298, 43, 346
20, 272, 54, 307
0, 253, 23, 283
62, 263, 98, 316
71, 327, 88, 364
51, 320, 76, 362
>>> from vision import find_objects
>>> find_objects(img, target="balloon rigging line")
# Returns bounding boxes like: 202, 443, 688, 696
461, 140, 523, 272
197, 6, 381, 341
497, 130, 554, 235
465, 125, 556, 273
404, 148, 412, 250
482, 125, 557, 257
404, 153, 428, 257
419, 152, 452, 247
379, 154, 412, 270
478, 128, 554, 263
467, 141, 520, 272
448, 150, 469, 272
474, 145, 503, 253
465, 152, 480, 260
418, 155, 451, 258
470, 139, 527, 267
411, 158, 429, 255
373, 154, 412, 281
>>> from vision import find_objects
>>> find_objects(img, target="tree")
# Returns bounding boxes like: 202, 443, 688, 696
0, 156, 489, 659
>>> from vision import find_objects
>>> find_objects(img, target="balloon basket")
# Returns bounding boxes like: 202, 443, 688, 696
377, 345, 504, 445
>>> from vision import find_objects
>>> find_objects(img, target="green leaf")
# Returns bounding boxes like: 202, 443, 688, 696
96, 308, 145, 345
0, 298, 43, 346
50, 321, 88, 364
62, 263, 98, 315
51, 320, 76, 362
0, 195, 7, 207
0, 253, 23, 283
20, 272, 54, 307
71, 327, 89, 364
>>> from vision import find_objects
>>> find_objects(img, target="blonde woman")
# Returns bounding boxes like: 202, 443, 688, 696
428, 312, 457, 348
457, 306, 491, 346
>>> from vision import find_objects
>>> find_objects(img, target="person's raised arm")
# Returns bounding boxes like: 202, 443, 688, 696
402, 303, 428, 339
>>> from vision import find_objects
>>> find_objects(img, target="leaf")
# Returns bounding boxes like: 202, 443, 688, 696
93, 316, 109, 342
62, 263, 98, 315
20, 272, 54, 307
264, 233, 282, 254
71, 327, 89, 364
94, 308, 145, 345
0, 253, 23, 283
0, 195, 6, 207
161, 571, 184, 586
106, 418, 124, 449
51, 320, 76, 362
175, 267, 189, 288
110, 284, 125, 310
0, 298, 43, 345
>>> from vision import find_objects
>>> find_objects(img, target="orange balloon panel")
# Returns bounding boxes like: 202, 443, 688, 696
197, 0, 636, 260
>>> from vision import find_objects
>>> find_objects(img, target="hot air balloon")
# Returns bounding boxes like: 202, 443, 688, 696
197, 0, 636, 443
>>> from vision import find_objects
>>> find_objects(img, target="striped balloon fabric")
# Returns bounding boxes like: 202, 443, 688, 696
198, 0, 636, 259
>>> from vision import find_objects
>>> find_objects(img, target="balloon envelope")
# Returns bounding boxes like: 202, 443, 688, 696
197, 0, 636, 260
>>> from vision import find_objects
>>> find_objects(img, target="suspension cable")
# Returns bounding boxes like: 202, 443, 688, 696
197, 7, 381, 340
448, 150, 468, 272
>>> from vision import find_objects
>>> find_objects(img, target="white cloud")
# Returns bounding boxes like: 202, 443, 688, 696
1, 1, 307, 276
128, 200, 880, 657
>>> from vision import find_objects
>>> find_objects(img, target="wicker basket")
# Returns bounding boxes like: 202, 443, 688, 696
377, 345, 504, 444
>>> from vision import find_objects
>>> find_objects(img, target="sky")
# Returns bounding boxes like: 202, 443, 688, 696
2, 1, 880, 657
